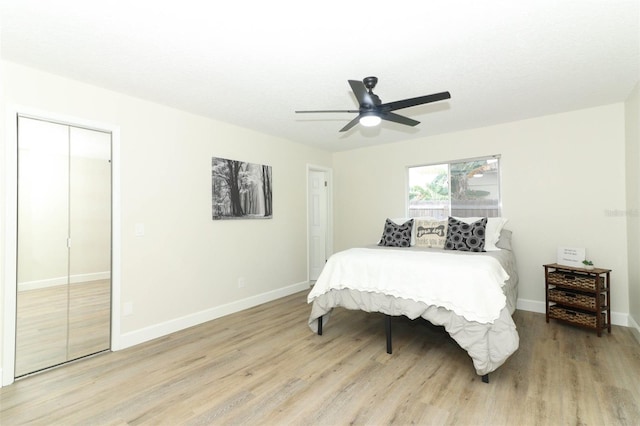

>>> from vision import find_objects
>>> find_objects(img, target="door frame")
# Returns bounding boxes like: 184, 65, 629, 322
2, 106, 121, 386
306, 164, 333, 282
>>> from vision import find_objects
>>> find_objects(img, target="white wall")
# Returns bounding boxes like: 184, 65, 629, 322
332, 104, 630, 322
1, 61, 332, 374
625, 82, 640, 340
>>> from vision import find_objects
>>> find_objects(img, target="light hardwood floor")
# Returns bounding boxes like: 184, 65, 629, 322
1, 290, 639, 425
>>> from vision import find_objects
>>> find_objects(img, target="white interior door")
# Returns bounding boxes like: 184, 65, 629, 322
308, 170, 328, 281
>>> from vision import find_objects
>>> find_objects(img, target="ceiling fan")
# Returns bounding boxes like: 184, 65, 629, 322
295, 76, 451, 132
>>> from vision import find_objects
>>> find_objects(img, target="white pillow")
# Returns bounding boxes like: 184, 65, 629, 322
453, 216, 508, 251
414, 219, 448, 248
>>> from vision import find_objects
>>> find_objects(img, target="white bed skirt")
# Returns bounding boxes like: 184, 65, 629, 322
308, 289, 519, 376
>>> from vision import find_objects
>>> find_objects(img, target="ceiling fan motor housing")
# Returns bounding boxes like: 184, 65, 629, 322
363, 76, 378, 91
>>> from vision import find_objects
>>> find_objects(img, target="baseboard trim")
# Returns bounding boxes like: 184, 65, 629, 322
516, 298, 545, 314
115, 281, 311, 351
629, 315, 640, 344
18, 271, 111, 291
517, 298, 629, 327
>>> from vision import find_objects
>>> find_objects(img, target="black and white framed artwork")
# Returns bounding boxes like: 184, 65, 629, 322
211, 157, 273, 220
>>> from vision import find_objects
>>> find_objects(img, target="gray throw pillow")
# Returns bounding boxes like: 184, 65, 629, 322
444, 217, 487, 252
378, 218, 413, 247
496, 229, 512, 250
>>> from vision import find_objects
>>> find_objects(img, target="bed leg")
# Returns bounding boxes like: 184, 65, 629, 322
385, 315, 392, 354
482, 374, 489, 384
318, 315, 323, 335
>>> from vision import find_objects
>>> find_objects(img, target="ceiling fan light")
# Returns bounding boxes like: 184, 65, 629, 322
359, 114, 381, 127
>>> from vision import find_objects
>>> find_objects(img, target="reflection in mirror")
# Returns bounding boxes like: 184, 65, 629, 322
15, 117, 111, 377
68, 126, 112, 360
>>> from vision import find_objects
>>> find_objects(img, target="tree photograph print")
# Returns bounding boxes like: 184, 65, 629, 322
211, 157, 273, 220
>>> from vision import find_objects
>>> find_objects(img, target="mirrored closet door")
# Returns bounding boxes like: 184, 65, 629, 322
15, 116, 112, 377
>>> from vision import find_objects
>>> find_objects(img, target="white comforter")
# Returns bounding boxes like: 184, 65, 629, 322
307, 246, 520, 376
307, 247, 509, 324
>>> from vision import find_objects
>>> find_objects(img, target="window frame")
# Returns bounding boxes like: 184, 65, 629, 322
406, 154, 502, 219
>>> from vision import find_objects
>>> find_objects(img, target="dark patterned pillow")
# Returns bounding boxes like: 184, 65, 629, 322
444, 217, 487, 252
378, 218, 413, 247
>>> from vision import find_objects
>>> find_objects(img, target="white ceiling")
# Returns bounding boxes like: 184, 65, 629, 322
1, 1, 639, 152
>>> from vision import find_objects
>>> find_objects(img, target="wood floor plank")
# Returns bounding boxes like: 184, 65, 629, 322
1, 290, 639, 425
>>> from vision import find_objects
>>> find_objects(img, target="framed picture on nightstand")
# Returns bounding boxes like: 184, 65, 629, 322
556, 246, 585, 268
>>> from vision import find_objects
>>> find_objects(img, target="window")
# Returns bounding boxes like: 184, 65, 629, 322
408, 156, 501, 219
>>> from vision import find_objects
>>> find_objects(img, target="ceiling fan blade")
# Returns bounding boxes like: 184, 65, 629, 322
381, 112, 420, 127
295, 109, 359, 113
339, 116, 361, 132
348, 80, 376, 107
380, 91, 451, 112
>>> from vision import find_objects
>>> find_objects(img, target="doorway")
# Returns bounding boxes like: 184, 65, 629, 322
14, 116, 112, 377
307, 166, 332, 282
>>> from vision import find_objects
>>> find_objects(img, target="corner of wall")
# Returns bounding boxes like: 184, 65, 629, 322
625, 81, 640, 331
628, 314, 640, 345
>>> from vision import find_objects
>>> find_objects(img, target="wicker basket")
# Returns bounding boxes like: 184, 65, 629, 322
549, 305, 601, 328
548, 271, 602, 291
548, 289, 603, 310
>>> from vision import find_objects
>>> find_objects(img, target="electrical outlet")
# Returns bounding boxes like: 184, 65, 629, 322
237, 277, 246, 288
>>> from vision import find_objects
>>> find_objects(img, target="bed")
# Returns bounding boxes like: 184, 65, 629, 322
307, 218, 519, 382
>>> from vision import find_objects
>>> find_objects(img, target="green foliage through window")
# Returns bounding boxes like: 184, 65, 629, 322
408, 157, 501, 219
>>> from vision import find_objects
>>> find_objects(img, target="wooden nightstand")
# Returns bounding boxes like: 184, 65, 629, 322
544, 263, 611, 336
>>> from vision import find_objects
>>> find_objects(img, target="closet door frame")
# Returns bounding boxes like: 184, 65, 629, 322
2, 106, 122, 386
